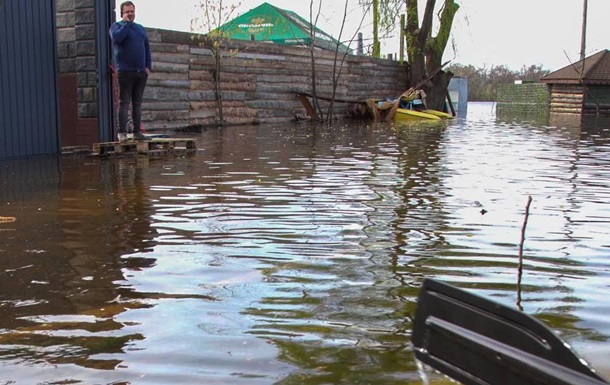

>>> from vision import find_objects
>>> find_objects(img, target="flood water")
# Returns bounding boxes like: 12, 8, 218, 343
1, 102, 610, 384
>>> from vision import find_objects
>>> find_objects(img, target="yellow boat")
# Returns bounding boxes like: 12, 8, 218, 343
393, 90, 454, 121
394, 108, 442, 121
422, 109, 454, 119
368, 89, 455, 122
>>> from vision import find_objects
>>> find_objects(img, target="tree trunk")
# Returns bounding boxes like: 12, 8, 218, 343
372, 0, 380, 58
423, 71, 452, 111
425, 0, 459, 74
309, 0, 324, 120
405, 0, 425, 85
405, 0, 459, 111
213, 49, 224, 124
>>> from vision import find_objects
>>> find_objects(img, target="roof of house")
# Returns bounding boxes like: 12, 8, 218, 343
541, 49, 610, 85
214, 2, 351, 53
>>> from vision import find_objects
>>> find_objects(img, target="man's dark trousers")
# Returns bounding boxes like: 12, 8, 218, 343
118, 71, 148, 134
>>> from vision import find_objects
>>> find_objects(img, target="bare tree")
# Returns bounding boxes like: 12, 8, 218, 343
326, 1, 370, 121
305, 0, 371, 122
191, 0, 241, 125
372, 0, 380, 57
308, 0, 325, 120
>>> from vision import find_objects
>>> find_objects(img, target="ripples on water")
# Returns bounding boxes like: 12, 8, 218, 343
0, 102, 609, 384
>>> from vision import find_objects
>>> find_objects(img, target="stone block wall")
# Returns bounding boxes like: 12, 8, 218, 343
56, 0, 76, 72
143, 29, 409, 130
57, 0, 97, 119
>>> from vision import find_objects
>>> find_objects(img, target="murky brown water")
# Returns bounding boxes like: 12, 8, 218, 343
1, 102, 610, 384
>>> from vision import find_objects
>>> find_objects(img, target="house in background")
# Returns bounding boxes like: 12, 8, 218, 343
541, 49, 610, 116
215, 2, 352, 54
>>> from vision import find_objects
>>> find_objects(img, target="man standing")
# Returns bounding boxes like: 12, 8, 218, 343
109, 1, 151, 141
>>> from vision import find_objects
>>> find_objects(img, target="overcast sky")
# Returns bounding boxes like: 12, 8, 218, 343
125, 0, 608, 71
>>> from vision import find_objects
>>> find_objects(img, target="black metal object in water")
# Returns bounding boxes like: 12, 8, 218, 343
413, 279, 609, 385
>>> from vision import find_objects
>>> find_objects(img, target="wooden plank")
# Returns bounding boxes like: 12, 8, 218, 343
297, 94, 319, 120
446, 91, 456, 117
366, 99, 381, 121
385, 101, 400, 121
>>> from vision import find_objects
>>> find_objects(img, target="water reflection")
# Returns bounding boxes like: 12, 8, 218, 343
0, 157, 157, 379
1, 103, 610, 383
496, 104, 550, 127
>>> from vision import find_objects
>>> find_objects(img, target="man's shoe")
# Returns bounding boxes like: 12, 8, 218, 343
117, 133, 128, 143
133, 132, 151, 141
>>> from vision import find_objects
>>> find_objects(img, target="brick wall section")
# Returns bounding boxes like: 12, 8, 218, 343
496, 83, 550, 114
144, 29, 409, 130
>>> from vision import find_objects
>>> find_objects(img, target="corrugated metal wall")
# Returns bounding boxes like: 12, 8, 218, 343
0, 0, 59, 159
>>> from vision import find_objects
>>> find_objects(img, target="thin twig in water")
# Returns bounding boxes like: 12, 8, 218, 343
517, 196, 533, 311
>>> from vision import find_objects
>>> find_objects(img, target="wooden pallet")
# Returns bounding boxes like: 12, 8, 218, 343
92, 141, 138, 155
91, 138, 197, 156
136, 138, 197, 155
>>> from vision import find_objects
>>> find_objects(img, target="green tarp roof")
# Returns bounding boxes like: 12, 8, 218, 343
215, 2, 351, 53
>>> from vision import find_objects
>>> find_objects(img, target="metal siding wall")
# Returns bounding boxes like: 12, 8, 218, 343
0, 0, 59, 159
0, 1, 8, 157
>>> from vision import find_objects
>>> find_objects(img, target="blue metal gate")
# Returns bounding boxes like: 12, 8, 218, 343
0, 0, 59, 158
